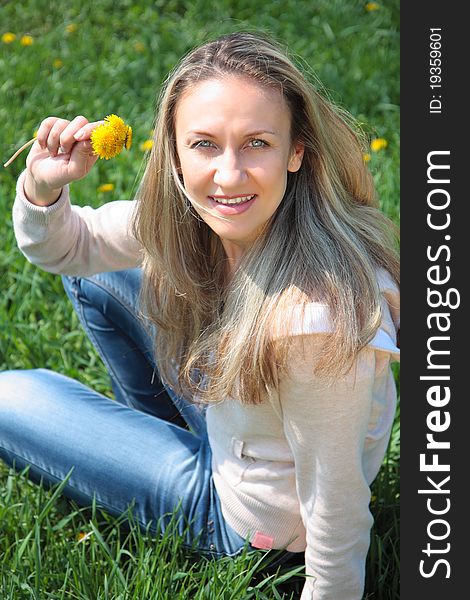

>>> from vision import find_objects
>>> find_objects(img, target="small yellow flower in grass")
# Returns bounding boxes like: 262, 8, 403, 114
363, 153, 371, 162
90, 114, 132, 160
370, 138, 388, 152
66, 23, 78, 33
98, 183, 115, 193
77, 530, 94, 543
365, 2, 380, 10
133, 41, 145, 53
53, 58, 63, 69
2, 32, 16, 44
140, 139, 153, 152
20, 35, 34, 46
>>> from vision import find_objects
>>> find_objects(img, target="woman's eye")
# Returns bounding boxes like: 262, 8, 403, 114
249, 139, 268, 148
191, 139, 267, 149
192, 140, 214, 149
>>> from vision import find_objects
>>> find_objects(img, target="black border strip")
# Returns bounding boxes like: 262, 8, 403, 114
401, 2, 466, 597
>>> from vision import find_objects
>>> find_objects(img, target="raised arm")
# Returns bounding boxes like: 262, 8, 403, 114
11, 116, 142, 276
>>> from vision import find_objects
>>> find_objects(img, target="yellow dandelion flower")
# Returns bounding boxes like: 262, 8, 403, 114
365, 2, 380, 10
20, 35, 34, 46
98, 183, 115, 193
91, 126, 120, 159
363, 153, 371, 162
77, 530, 94, 543
133, 41, 145, 53
140, 139, 153, 152
66, 23, 78, 33
90, 114, 132, 159
53, 58, 63, 69
103, 114, 127, 138
370, 138, 388, 152
2, 32, 16, 44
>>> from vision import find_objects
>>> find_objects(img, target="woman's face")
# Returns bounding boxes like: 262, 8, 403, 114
174, 75, 304, 260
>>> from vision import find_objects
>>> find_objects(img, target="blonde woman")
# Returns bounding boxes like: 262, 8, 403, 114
0, 32, 399, 599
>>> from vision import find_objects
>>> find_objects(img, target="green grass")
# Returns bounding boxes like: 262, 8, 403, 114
1, 1, 399, 598
0, 466, 309, 599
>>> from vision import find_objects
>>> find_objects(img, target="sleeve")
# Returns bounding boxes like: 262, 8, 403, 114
12, 169, 143, 276
279, 339, 380, 600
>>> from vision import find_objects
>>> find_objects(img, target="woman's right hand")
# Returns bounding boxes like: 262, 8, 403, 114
24, 115, 103, 206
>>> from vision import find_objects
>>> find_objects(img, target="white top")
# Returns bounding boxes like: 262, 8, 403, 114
12, 170, 400, 600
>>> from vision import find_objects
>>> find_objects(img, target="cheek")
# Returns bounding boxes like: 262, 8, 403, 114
262, 168, 288, 198
252, 160, 286, 186
188, 175, 208, 195
179, 156, 210, 189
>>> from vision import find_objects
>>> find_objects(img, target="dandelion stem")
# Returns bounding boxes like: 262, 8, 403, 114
3, 138, 36, 168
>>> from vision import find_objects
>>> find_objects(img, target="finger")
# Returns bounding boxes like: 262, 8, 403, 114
73, 120, 105, 142
67, 139, 99, 180
46, 118, 71, 157
36, 117, 61, 150
58, 115, 89, 155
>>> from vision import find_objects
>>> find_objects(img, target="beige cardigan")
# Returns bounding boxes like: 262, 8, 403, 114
13, 170, 400, 600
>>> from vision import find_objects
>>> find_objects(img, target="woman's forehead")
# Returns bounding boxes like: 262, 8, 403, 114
175, 76, 290, 134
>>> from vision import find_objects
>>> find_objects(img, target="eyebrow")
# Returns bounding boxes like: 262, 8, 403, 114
186, 129, 278, 137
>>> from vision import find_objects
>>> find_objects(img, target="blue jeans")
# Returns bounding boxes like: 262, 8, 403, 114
0, 269, 247, 557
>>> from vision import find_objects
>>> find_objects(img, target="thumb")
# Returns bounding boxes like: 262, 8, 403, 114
68, 140, 99, 180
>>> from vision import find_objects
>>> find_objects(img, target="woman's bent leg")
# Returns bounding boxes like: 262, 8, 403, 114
62, 269, 206, 435
0, 369, 246, 557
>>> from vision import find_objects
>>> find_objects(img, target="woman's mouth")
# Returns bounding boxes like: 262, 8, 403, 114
208, 194, 257, 214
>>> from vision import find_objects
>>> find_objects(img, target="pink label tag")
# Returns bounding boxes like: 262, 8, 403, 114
251, 531, 274, 549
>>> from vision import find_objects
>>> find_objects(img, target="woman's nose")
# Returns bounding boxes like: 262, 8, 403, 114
212, 150, 247, 187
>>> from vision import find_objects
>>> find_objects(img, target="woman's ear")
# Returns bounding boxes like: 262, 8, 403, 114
287, 142, 305, 173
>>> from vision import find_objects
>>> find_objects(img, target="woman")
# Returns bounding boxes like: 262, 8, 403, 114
1, 32, 399, 599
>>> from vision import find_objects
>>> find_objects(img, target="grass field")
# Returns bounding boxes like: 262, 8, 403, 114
0, 1, 400, 598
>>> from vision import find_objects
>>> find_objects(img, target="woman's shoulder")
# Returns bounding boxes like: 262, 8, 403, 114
372, 267, 400, 358
272, 268, 400, 360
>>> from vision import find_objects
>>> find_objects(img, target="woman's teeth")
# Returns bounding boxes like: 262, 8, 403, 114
212, 194, 255, 205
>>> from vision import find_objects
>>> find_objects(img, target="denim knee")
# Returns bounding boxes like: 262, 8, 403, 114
0, 368, 43, 405
0, 368, 71, 413
0, 369, 56, 452
62, 269, 144, 315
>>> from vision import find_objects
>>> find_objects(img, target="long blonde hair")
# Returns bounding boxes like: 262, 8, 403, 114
132, 31, 399, 405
